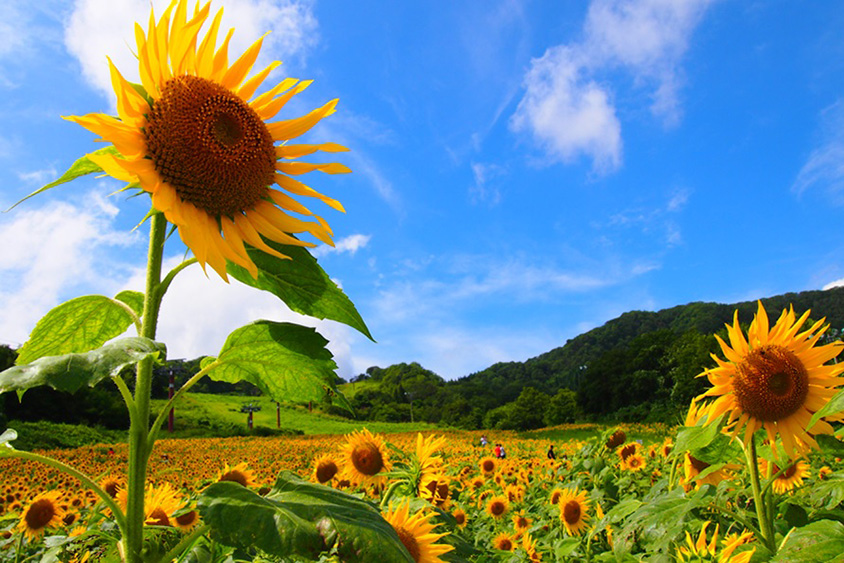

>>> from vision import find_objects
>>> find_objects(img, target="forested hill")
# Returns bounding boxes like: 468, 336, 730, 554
438, 286, 844, 425
459, 285, 844, 395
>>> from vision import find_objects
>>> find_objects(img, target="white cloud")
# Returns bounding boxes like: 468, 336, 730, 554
511, 45, 622, 173
64, 0, 318, 101
0, 2, 30, 60
121, 257, 360, 379
511, 0, 714, 172
823, 278, 844, 291
312, 233, 371, 258
792, 101, 844, 202
0, 192, 139, 347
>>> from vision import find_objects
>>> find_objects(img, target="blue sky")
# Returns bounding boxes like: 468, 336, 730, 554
1, 0, 843, 381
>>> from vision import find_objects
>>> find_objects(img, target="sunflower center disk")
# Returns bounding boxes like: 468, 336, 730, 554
316, 461, 338, 483
563, 500, 581, 524
351, 443, 384, 476
733, 345, 809, 421
25, 500, 56, 529
396, 526, 422, 562
145, 75, 276, 217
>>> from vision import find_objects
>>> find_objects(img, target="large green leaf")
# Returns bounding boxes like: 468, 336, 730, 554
16, 295, 138, 364
772, 520, 844, 562
0, 337, 165, 397
211, 321, 351, 412
197, 471, 413, 561
227, 239, 373, 341
6, 146, 118, 211
673, 419, 723, 456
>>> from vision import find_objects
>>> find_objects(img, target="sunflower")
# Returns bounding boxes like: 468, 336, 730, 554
558, 488, 590, 536
549, 487, 564, 505
66, 0, 348, 280
451, 507, 467, 528
617, 442, 642, 462
217, 462, 255, 487
622, 453, 646, 472
818, 466, 832, 480
492, 532, 515, 551
145, 482, 185, 527
339, 428, 391, 486
512, 509, 532, 532
675, 521, 755, 563
696, 302, 844, 457
419, 474, 450, 507
485, 495, 509, 519
381, 501, 454, 563
479, 456, 497, 475
522, 533, 542, 562
311, 454, 339, 484
16, 491, 66, 540
99, 475, 123, 499
173, 508, 202, 533
416, 433, 447, 475
605, 429, 626, 450
766, 459, 810, 494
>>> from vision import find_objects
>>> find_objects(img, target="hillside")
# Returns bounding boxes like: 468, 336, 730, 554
454, 286, 844, 399
347, 286, 844, 427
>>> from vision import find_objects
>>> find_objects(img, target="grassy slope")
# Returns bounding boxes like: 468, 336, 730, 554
150, 392, 437, 437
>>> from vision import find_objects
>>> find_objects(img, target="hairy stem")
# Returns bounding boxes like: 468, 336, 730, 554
124, 212, 167, 563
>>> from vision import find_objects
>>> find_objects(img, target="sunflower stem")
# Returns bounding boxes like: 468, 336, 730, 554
124, 212, 167, 563
745, 435, 776, 553
148, 360, 221, 444
157, 524, 210, 563
156, 257, 198, 302
379, 480, 405, 511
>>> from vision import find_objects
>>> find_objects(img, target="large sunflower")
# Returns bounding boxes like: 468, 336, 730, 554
557, 487, 590, 536
697, 302, 844, 457
66, 0, 348, 280
381, 501, 454, 563
339, 428, 391, 486
16, 491, 66, 540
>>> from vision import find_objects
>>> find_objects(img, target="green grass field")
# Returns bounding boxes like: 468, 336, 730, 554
149, 392, 438, 437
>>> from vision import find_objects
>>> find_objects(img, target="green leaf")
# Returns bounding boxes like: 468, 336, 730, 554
808, 387, 844, 430
211, 321, 351, 413
673, 419, 723, 456
772, 520, 844, 562
816, 434, 844, 455
16, 295, 138, 365
114, 290, 145, 318
689, 432, 743, 465
6, 146, 119, 211
0, 337, 165, 397
197, 471, 413, 561
227, 239, 373, 341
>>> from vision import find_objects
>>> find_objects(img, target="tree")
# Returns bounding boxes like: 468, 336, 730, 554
545, 389, 578, 425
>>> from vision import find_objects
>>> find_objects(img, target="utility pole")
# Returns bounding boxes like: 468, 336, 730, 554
168, 369, 175, 433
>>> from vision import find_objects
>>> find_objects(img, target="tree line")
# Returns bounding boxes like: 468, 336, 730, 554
3, 286, 844, 431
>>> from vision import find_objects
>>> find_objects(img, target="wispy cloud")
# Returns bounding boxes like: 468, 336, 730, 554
792, 100, 844, 203
511, 0, 714, 173
469, 162, 505, 206
312, 233, 371, 258
601, 187, 690, 247
64, 0, 319, 102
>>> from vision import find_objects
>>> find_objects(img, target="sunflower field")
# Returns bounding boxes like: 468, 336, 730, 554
1, 414, 843, 562
2, 0, 844, 560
